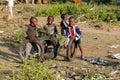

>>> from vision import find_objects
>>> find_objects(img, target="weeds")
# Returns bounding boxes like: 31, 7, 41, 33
34, 2, 120, 23
12, 30, 25, 43
7, 57, 53, 80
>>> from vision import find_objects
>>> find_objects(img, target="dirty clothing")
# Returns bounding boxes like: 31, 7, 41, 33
43, 24, 58, 35
26, 24, 37, 42
25, 24, 41, 59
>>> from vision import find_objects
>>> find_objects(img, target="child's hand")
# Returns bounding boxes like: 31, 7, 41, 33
70, 35, 75, 39
45, 32, 50, 35
50, 34, 55, 38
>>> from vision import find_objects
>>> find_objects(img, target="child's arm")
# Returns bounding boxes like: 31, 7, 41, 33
75, 26, 82, 38
43, 25, 50, 35
54, 25, 58, 34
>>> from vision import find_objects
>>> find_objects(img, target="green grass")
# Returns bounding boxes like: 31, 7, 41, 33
7, 57, 54, 80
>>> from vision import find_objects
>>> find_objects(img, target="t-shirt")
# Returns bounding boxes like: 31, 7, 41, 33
70, 26, 74, 36
26, 24, 37, 41
6, 0, 14, 7
43, 24, 57, 35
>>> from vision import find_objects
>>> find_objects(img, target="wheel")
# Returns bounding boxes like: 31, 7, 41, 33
39, 36, 60, 59
66, 39, 76, 61
19, 39, 43, 62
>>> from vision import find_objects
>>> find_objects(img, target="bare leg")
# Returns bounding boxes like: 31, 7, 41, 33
78, 44, 84, 57
70, 43, 75, 57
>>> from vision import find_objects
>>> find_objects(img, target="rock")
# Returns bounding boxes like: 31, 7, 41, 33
74, 76, 80, 80
93, 37, 98, 40
55, 74, 61, 80
59, 70, 66, 75
49, 64, 58, 69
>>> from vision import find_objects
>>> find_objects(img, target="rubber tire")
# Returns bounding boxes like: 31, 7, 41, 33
66, 39, 76, 61
19, 39, 44, 62
39, 36, 59, 59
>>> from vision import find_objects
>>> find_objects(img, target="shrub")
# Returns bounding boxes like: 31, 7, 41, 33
35, 8, 43, 16
13, 30, 25, 43
35, 2, 80, 16
97, 8, 107, 21
7, 58, 53, 80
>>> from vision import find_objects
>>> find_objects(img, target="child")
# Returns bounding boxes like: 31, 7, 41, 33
60, 14, 69, 36
6, 0, 14, 17
43, 16, 58, 37
66, 16, 85, 59
25, 16, 41, 59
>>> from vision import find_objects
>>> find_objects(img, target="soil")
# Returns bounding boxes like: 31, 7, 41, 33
0, 4, 120, 79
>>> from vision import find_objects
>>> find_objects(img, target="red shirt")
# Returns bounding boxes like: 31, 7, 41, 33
70, 26, 74, 36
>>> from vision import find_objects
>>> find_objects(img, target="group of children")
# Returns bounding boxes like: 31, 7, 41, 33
26, 14, 85, 60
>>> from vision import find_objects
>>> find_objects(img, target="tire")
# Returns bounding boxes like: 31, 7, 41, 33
19, 39, 44, 62
39, 36, 59, 59
66, 39, 76, 61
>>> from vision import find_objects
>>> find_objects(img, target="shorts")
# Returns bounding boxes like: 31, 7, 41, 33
74, 39, 81, 44
73, 39, 81, 47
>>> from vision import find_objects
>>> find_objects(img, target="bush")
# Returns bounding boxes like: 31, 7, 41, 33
13, 30, 25, 43
97, 8, 107, 21
7, 58, 53, 80
35, 2, 80, 16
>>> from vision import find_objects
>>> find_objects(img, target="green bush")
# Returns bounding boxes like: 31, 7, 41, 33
35, 8, 43, 16
13, 30, 25, 43
35, 2, 80, 16
34, 2, 119, 23
97, 8, 107, 21
7, 58, 53, 80
115, 9, 120, 21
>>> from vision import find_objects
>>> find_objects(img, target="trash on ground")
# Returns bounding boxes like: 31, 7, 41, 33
0, 30, 4, 33
110, 71, 118, 75
111, 53, 120, 59
107, 44, 119, 48
86, 56, 108, 66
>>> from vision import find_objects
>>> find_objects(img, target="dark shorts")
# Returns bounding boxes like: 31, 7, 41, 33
72, 39, 81, 47
74, 39, 81, 44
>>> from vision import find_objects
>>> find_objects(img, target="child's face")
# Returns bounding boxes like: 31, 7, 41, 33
48, 17, 54, 25
69, 18, 75, 27
63, 15, 68, 20
32, 19, 38, 26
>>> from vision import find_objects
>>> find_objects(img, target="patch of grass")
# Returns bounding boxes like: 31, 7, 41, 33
7, 57, 54, 80
12, 30, 25, 43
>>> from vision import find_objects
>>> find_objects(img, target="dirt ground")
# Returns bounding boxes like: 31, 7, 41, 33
0, 4, 120, 79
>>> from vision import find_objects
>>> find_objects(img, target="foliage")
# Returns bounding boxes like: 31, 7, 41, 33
34, 2, 119, 23
35, 2, 80, 16
13, 30, 25, 43
7, 57, 53, 80
56, 34, 65, 41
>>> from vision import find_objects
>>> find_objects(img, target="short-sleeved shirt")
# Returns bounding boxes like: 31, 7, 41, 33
26, 24, 37, 41
43, 24, 58, 35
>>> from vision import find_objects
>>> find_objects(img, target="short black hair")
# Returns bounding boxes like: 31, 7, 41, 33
61, 14, 67, 19
30, 16, 37, 23
47, 15, 54, 21
69, 16, 75, 21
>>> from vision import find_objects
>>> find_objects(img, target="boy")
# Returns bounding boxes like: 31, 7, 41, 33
66, 16, 85, 59
60, 14, 69, 36
43, 16, 58, 37
25, 16, 41, 59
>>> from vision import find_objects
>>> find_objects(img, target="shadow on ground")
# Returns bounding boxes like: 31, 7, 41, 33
0, 39, 20, 63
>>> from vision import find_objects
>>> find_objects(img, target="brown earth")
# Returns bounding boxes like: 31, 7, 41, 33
0, 4, 120, 79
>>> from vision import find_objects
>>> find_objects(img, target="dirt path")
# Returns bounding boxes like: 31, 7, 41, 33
0, 16, 120, 79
